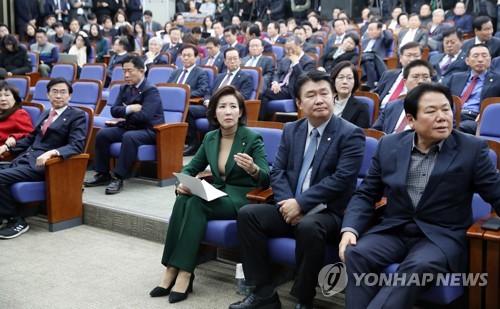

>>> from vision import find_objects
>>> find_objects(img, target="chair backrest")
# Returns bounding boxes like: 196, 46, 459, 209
156, 83, 190, 122
99, 81, 125, 117
272, 44, 285, 61
313, 43, 323, 56
248, 123, 284, 167
88, 45, 96, 63
160, 52, 171, 65
387, 31, 397, 57
50, 62, 77, 82
478, 103, 500, 138
355, 91, 380, 126
30, 78, 52, 109
5, 76, 31, 101
22, 102, 44, 127
110, 65, 124, 83
241, 66, 262, 100
263, 53, 277, 69
199, 65, 218, 89
27, 52, 39, 72
72, 106, 94, 153
307, 52, 319, 69
452, 95, 461, 129
69, 79, 103, 112
358, 136, 379, 179
148, 65, 175, 85
80, 63, 107, 84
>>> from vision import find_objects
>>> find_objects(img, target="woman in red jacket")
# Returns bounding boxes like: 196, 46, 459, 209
0, 81, 33, 149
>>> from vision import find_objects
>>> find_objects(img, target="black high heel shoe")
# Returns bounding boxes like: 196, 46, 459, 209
149, 278, 176, 297
168, 273, 195, 303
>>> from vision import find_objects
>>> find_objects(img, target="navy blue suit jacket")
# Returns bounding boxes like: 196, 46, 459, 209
269, 36, 287, 45
271, 116, 365, 222
14, 0, 39, 30
428, 23, 452, 41
273, 54, 316, 100
10, 106, 86, 171
373, 69, 401, 102
462, 37, 500, 58
111, 78, 165, 130
204, 69, 253, 101
371, 98, 404, 134
447, 14, 473, 34
222, 43, 247, 58
168, 66, 210, 98
161, 43, 183, 64
45, 0, 69, 20
446, 70, 500, 107
200, 53, 226, 74
361, 30, 394, 57
429, 51, 468, 84
343, 130, 500, 272
244, 39, 273, 55
241, 55, 275, 92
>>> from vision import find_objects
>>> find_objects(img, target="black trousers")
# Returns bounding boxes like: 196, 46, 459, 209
237, 203, 339, 301
259, 85, 292, 120
0, 156, 45, 218
186, 105, 208, 138
344, 223, 449, 309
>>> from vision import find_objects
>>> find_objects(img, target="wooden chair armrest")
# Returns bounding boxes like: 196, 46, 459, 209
245, 100, 261, 122
467, 214, 497, 239
190, 98, 204, 105
153, 122, 189, 182
246, 187, 274, 203
26, 72, 40, 87
384, 57, 398, 70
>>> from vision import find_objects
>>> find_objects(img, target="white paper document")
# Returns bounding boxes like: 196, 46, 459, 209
173, 173, 227, 202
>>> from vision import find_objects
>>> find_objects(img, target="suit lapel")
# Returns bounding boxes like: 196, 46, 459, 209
310, 117, 336, 182
340, 97, 356, 122
293, 120, 308, 188
481, 72, 495, 101
416, 134, 458, 209
395, 133, 413, 201
206, 131, 221, 179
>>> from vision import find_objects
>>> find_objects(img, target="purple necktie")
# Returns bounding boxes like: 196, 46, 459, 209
219, 72, 233, 87
177, 69, 188, 84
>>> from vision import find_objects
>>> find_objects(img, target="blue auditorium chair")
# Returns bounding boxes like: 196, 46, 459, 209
5, 76, 30, 101
68, 79, 103, 113
147, 65, 176, 85
477, 98, 500, 142
80, 63, 107, 84
354, 91, 380, 126
29, 78, 52, 109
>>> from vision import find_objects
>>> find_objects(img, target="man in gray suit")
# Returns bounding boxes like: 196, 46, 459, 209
241, 38, 274, 94
68, 0, 92, 26
143, 10, 162, 32
49, 22, 74, 53
398, 13, 428, 51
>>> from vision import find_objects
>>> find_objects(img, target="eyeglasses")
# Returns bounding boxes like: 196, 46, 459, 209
225, 56, 239, 62
409, 74, 431, 81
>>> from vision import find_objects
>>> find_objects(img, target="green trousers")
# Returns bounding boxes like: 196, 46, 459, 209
161, 194, 237, 272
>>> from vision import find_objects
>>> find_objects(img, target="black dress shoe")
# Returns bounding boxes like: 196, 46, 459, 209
229, 292, 281, 309
183, 141, 200, 156
84, 173, 111, 187
150, 280, 175, 297
295, 301, 313, 309
168, 273, 195, 303
105, 177, 123, 194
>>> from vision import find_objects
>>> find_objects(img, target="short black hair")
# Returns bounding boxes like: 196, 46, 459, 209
473, 16, 491, 31
143, 10, 153, 17
467, 43, 491, 57
0, 80, 22, 106
224, 25, 238, 35
247, 24, 261, 37
35, 28, 47, 35
397, 12, 408, 25
301, 21, 313, 29
403, 59, 433, 80
207, 85, 247, 128
122, 54, 145, 70
442, 27, 463, 40
53, 22, 64, 28
268, 21, 280, 30
87, 13, 97, 20
404, 83, 453, 119
409, 13, 419, 19
333, 18, 347, 26
191, 26, 202, 34
330, 61, 360, 95
115, 36, 130, 50
294, 70, 334, 101
181, 43, 199, 57
205, 36, 220, 46
223, 47, 239, 59
400, 41, 422, 54
47, 77, 73, 94
343, 32, 360, 46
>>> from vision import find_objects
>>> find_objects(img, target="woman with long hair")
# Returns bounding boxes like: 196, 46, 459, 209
0, 35, 32, 79
88, 24, 108, 63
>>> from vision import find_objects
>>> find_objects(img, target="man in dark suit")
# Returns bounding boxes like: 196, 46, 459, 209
143, 10, 162, 32
319, 33, 359, 74
293, 26, 316, 54
427, 9, 452, 52
229, 70, 365, 309
125, 0, 143, 23
84, 55, 164, 194
372, 60, 433, 134
0, 77, 86, 239
374, 42, 422, 109
266, 21, 286, 45
241, 38, 274, 94
45, 0, 69, 24
49, 22, 74, 53
222, 26, 246, 58
200, 37, 226, 74
361, 21, 394, 89
302, 22, 323, 45
106, 37, 129, 86
429, 27, 468, 84
93, 0, 119, 22
461, 16, 500, 58
446, 2, 473, 35
244, 24, 273, 55
259, 36, 316, 120
327, 18, 349, 46
101, 15, 118, 38
183, 48, 253, 156
446, 43, 500, 134
339, 82, 500, 308
397, 14, 428, 51
160, 27, 183, 64
167, 44, 209, 98
14, 0, 39, 34
69, 0, 93, 26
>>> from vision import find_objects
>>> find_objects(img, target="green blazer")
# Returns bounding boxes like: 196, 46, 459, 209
180, 126, 270, 210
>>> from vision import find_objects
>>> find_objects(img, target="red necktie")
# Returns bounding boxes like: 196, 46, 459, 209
388, 78, 405, 102
460, 75, 478, 106
395, 115, 408, 133
42, 109, 57, 135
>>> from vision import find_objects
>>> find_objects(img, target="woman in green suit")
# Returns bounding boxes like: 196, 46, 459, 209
150, 86, 270, 303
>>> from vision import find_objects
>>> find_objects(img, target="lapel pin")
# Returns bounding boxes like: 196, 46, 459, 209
327, 137, 331, 141
63, 118, 66, 121
242, 142, 245, 146
490, 79, 493, 82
